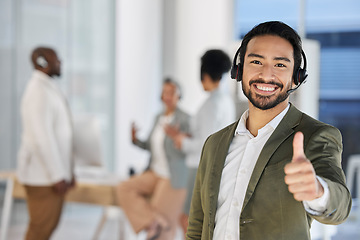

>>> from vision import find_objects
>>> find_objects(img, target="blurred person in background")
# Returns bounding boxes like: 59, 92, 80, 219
117, 78, 190, 240
17, 47, 75, 240
165, 49, 236, 235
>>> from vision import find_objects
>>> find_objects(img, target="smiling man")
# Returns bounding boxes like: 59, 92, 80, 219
186, 21, 352, 240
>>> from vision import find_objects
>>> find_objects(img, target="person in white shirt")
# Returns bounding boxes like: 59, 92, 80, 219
17, 47, 75, 240
186, 21, 351, 240
166, 49, 236, 235
117, 78, 190, 240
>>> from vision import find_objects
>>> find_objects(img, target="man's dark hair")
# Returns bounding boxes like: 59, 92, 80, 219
239, 21, 302, 75
201, 49, 231, 82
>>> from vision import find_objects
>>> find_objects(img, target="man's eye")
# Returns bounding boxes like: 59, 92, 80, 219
276, 63, 286, 67
250, 60, 261, 65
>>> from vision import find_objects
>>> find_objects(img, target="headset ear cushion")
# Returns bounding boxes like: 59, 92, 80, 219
294, 68, 308, 85
231, 65, 238, 79
236, 63, 243, 82
293, 68, 300, 85
299, 68, 308, 84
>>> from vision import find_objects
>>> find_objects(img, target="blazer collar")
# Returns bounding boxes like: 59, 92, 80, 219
241, 103, 303, 210
32, 70, 73, 127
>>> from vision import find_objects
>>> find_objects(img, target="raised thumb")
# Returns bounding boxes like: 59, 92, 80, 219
292, 131, 305, 162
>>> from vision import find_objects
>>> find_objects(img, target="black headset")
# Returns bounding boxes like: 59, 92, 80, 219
230, 47, 308, 89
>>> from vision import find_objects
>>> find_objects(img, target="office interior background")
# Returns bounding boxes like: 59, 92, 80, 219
0, 0, 360, 239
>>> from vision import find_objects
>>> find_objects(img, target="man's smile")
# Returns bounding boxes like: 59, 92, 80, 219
251, 82, 282, 96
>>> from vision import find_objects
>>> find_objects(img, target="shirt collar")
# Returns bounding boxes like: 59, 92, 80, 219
235, 104, 290, 136
236, 110, 250, 135
33, 69, 50, 80
32, 69, 59, 90
209, 87, 222, 97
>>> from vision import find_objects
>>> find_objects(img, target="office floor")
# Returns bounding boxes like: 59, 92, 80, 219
3, 199, 184, 240
1, 198, 360, 240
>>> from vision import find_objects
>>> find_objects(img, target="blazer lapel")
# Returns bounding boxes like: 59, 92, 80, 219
208, 121, 238, 226
242, 104, 303, 211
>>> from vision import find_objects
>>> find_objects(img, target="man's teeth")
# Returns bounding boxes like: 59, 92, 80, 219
256, 85, 275, 91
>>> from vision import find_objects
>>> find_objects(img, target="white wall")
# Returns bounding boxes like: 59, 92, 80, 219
293, 39, 321, 119
115, 0, 164, 178
174, 0, 235, 115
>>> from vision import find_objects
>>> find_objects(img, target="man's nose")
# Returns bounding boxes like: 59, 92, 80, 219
259, 65, 275, 80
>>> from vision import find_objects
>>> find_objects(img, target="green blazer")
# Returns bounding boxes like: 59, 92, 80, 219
186, 104, 352, 240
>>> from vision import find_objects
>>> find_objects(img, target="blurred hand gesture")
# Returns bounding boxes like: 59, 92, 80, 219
164, 124, 180, 138
131, 122, 138, 143
284, 132, 324, 201
164, 124, 186, 149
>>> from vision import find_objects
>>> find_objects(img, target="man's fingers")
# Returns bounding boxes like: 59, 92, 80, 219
285, 132, 324, 201
292, 132, 305, 162
284, 158, 311, 175
292, 192, 317, 202
284, 171, 315, 185
286, 179, 324, 201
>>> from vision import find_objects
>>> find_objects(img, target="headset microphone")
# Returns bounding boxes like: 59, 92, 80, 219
287, 84, 301, 94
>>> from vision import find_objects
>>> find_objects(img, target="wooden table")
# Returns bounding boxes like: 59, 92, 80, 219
0, 170, 123, 240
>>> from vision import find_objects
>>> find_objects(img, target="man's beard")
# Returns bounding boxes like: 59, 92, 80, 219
242, 79, 290, 110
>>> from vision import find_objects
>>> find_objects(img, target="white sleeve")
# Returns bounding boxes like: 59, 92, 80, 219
303, 176, 330, 215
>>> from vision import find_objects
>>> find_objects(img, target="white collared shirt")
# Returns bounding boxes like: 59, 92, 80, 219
150, 114, 174, 178
183, 88, 236, 168
213, 104, 329, 240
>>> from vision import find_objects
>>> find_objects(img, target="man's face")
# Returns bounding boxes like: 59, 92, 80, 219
241, 35, 295, 110
200, 73, 212, 92
47, 50, 61, 77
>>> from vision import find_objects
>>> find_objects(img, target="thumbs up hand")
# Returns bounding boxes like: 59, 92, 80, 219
284, 132, 324, 201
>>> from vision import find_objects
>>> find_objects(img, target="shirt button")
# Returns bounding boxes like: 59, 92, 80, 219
233, 201, 239, 207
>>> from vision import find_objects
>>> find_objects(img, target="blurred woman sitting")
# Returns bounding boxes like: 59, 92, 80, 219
117, 78, 190, 240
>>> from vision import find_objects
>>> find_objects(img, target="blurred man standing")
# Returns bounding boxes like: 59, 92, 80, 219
17, 47, 75, 240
